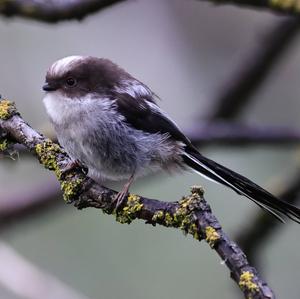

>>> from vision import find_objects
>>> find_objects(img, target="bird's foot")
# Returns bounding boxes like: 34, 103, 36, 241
60, 159, 88, 178
113, 174, 135, 212
114, 189, 129, 212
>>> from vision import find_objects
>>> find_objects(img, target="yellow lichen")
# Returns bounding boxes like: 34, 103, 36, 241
116, 194, 143, 224
0, 100, 17, 120
239, 271, 259, 293
0, 139, 8, 151
35, 140, 62, 177
205, 226, 220, 247
116, 186, 202, 230
269, 0, 300, 11
173, 190, 201, 234
164, 212, 174, 226
152, 210, 164, 222
35, 140, 83, 202
150, 187, 202, 239
188, 223, 200, 240
61, 178, 83, 202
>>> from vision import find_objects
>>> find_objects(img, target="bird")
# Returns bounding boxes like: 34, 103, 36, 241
42, 55, 300, 223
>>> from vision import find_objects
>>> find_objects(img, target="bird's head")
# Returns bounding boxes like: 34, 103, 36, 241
43, 55, 125, 98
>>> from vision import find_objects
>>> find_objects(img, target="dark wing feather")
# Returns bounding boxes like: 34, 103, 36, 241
114, 92, 191, 145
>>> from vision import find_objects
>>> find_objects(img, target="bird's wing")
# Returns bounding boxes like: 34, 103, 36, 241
114, 90, 192, 145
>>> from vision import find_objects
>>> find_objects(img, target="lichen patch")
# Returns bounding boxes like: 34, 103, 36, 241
205, 226, 220, 247
0, 100, 17, 120
116, 194, 143, 224
239, 271, 259, 294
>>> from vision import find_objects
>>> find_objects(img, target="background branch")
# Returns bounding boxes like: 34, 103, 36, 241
0, 100, 276, 299
0, 241, 92, 299
187, 122, 300, 146
203, 14, 300, 270
0, 180, 61, 231
0, 0, 125, 23
236, 170, 300, 264
210, 17, 300, 120
2, 0, 300, 22
202, 0, 300, 15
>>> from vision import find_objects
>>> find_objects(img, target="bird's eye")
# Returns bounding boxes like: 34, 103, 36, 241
66, 77, 77, 87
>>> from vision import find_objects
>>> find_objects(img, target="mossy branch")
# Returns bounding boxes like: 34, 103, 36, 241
0, 0, 125, 23
0, 99, 275, 299
202, 0, 300, 15
1, 0, 300, 22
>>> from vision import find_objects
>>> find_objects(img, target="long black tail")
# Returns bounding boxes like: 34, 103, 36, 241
183, 146, 300, 224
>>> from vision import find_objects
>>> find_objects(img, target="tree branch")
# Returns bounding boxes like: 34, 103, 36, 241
201, 0, 300, 15
210, 17, 300, 120
0, 99, 275, 299
187, 122, 300, 146
1, 0, 300, 24
0, 180, 61, 231
0, 0, 125, 23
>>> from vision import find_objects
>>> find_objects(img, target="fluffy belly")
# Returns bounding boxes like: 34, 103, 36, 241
57, 121, 185, 182
45, 95, 185, 182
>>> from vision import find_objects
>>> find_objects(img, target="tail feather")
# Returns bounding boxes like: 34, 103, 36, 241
183, 147, 300, 224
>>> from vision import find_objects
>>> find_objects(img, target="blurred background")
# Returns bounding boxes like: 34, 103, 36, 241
0, 0, 300, 298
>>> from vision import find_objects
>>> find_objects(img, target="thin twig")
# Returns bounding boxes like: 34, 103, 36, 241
0, 99, 276, 299
0, 0, 125, 23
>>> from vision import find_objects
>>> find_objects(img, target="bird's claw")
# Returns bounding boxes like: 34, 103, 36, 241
60, 159, 88, 178
114, 190, 129, 212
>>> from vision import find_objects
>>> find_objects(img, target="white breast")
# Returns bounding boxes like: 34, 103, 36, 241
43, 92, 73, 124
43, 92, 114, 125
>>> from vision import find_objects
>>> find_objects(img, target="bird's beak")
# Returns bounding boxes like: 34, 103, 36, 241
43, 82, 58, 92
